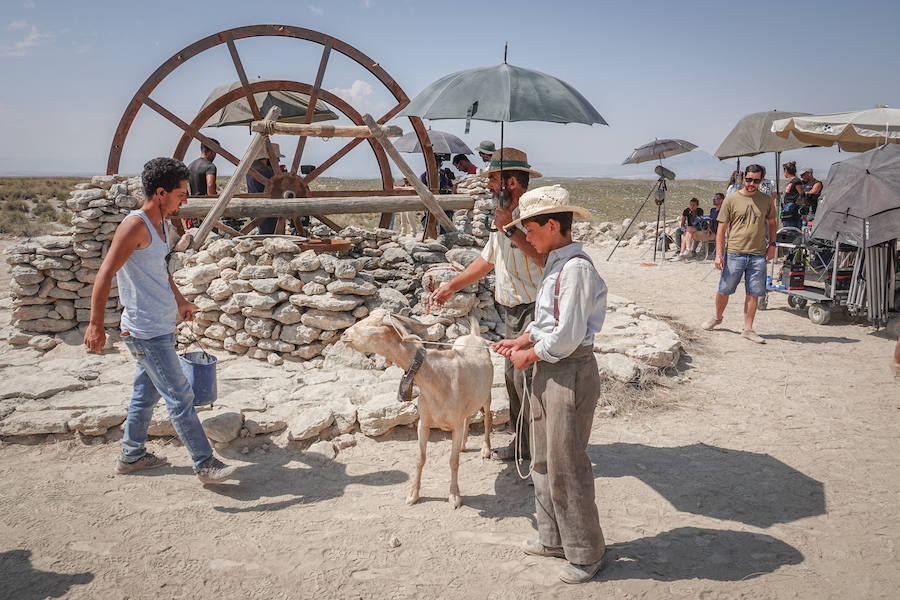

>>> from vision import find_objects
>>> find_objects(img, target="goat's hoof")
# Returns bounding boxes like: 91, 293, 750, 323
481, 447, 491, 459
449, 494, 462, 509
406, 492, 420, 505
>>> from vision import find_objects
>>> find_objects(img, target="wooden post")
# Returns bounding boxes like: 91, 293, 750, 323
192, 106, 281, 249
361, 113, 456, 233
178, 194, 474, 218
249, 121, 403, 138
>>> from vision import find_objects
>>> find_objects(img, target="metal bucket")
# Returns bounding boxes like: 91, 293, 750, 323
179, 351, 217, 406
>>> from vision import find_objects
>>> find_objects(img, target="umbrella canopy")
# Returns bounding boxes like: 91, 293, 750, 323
393, 129, 473, 154
772, 106, 900, 153
200, 79, 338, 127
811, 143, 900, 247
397, 62, 606, 128
715, 110, 812, 159
623, 138, 697, 165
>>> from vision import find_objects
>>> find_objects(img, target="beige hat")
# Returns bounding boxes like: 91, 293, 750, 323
255, 142, 285, 161
477, 147, 542, 178
507, 184, 591, 229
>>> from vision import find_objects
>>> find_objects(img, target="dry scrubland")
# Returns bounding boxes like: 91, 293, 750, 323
0, 175, 726, 236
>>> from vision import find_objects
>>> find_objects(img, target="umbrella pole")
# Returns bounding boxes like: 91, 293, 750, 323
775, 151, 781, 211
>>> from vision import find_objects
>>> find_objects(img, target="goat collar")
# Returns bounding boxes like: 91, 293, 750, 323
397, 346, 426, 402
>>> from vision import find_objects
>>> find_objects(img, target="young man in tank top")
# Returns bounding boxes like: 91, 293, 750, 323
84, 157, 236, 484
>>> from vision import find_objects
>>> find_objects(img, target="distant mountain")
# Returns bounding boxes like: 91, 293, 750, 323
541, 149, 734, 180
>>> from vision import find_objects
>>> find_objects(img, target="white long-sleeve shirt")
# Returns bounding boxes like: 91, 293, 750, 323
528, 242, 606, 363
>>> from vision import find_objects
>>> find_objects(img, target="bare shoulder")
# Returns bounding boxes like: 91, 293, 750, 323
113, 213, 151, 249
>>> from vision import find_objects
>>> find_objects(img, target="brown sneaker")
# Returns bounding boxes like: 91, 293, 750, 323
559, 556, 606, 584
195, 457, 237, 484
522, 539, 565, 558
115, 452, 168, 475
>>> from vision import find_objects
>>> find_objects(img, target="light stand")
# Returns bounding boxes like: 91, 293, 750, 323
607, 165, 675, 261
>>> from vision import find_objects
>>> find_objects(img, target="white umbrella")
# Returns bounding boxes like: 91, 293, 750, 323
771, 105, 900, 152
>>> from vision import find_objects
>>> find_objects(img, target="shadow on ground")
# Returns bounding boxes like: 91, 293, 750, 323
206, 448, 408, 513
590, 442, 825, 527
604, 527, 803, 581
0, 549, 93, 599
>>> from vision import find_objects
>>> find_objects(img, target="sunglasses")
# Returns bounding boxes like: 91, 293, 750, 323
744, 177, 762, 183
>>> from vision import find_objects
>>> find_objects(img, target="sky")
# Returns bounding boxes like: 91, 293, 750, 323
1, 0, 898, 180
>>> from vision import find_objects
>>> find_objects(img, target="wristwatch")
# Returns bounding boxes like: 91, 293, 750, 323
504, 227, 516, 239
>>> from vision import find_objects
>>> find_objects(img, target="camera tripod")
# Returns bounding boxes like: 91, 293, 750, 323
607, 176, 669, 262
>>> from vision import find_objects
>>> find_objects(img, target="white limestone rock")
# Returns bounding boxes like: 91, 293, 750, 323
357, 392, 419, 437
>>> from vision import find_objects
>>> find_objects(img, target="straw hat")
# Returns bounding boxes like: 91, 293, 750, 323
475, 140, 496, 155
507, 184, 591, 228
477, 147, 543, 178
255, 143, 285, 161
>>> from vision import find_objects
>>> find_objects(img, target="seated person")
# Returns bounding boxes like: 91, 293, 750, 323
689, 193, 723, 257
452, 154, 477, 175
675, 197, 704, 258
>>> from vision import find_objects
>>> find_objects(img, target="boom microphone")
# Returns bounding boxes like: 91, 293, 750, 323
654, 165, 676, 180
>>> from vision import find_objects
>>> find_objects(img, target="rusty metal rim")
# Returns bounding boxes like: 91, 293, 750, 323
106, 23, 437, 197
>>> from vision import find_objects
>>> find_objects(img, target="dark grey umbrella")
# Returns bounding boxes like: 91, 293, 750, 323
812, 143, 900, 247
623, 138, 697, 165
393, 129, 473, 154
397, 62, 606, 130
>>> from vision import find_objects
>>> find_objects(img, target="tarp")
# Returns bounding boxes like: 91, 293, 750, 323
812, 144, 900, 247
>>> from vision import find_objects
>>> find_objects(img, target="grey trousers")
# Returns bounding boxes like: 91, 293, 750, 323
502, 302, 534, 457
530, 345, 605, 565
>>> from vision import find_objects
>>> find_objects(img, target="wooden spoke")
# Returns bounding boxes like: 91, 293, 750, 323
302, 138, 365, 184
225, 37, 262, 119
213, 221, 242, 237
275, 218, 287, 235
291, 40, 332, 175
307, 189, 416, 198
239, 218, 265, 234
139, 94, 272, 188
311, 214, 342, 232
376, 103, 407, 125
291, 217, 307, 236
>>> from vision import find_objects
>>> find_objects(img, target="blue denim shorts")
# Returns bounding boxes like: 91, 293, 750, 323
718, 253, 767, 297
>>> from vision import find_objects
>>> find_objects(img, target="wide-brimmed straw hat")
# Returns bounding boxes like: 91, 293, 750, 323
255, 143, 285, 160
477, 147, 543, 178
475, 140, 496, 155
507, 184, 591, 229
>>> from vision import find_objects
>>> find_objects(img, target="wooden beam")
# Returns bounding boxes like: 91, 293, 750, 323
250, 121, 403, 138
192, 106, 281, 249
178, 194, 473, 218
361, 113, 456, 233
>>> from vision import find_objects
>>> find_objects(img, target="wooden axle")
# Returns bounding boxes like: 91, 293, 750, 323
177, 194, 474, 218
250, 121, 404, 138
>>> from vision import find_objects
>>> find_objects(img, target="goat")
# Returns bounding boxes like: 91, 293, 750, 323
340, 309, 492, 508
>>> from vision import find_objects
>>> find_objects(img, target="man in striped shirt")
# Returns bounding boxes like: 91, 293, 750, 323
430, 147, 544, 462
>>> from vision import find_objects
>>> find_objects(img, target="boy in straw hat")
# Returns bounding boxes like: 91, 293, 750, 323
493, 184, 608, 584
431, 147, 544, 463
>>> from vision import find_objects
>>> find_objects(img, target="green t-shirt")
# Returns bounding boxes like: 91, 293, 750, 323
718, 190, 776, 255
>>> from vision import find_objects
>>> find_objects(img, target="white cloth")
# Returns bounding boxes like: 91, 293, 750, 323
479, 206, 542, 307
528, 242, 606, 363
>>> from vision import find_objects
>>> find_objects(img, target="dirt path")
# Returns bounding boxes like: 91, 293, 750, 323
1, 244, 898, 599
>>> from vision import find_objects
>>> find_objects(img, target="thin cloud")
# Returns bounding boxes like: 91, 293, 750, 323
0, 21, 52, 58
24, 0, 36, 7
361, 0, 371, 7
72, 41, 89, 55
308, 5, 323, 15
328, 80, 389, 115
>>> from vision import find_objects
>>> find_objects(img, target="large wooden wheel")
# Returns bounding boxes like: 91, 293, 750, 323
107, 24, 439, 234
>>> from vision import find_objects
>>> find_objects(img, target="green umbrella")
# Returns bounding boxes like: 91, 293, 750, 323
397, 48, 605, 205
200, 79, 338, 127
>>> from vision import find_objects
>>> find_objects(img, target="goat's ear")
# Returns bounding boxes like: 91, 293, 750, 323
381, 313, 410, 339
386, 313, 430, 333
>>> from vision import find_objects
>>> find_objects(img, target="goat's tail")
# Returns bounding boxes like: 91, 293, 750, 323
468, 315, 481, 338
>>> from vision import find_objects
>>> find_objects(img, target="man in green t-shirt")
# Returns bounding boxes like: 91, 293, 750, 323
702, 164, 777, 343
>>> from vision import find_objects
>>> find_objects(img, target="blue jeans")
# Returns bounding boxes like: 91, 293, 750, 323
120, 333, 212, 469
718, 253, 767, 297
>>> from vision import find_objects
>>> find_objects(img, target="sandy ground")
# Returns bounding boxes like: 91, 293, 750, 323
1, 240, 898, 599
